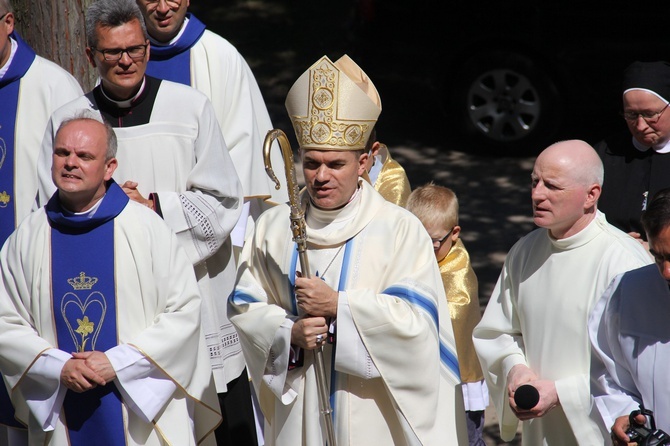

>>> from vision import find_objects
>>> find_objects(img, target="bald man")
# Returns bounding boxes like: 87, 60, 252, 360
473, 140, 653, 445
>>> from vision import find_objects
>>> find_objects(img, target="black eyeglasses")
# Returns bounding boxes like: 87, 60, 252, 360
621, 102, 670, 124
92, 44, 148, 61
431, 227, 454, 248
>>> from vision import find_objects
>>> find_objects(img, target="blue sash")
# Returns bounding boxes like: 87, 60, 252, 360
0, 32, 35, 429
47, 181, 128, 446
146, 13, 206, 85
0, 32, 35, 247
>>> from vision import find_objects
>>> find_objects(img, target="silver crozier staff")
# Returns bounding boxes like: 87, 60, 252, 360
263, 129, 337, 446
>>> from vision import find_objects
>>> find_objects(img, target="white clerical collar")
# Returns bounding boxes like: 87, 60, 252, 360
61, 194, 105, 218
100, 77, 147, 108
0, 37, 18, 79
149, 16, 189, 47
307, 185, 361, 231
631, 135, 670, 154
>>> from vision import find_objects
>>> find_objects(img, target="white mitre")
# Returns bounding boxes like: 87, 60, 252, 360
285, 54, 382, 151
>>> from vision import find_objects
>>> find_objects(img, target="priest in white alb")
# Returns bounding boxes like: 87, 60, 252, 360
229, 54, 467, 446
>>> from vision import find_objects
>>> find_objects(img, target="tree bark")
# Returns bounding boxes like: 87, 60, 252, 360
12, 0, 95, 91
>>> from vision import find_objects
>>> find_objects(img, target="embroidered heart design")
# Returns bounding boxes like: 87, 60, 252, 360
60, 291, 107, 352
0, 137, 6, 170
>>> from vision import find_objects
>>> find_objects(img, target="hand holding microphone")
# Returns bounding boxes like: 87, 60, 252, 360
514, 384, 540, 410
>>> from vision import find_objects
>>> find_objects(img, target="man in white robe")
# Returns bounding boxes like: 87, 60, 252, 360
589, 187, 670, 444
35, 1, 245, 437
0, 114, 220, 445
136, 0, 287, 258
229, 55, 467, 446
0, 3, 82, 442
134, 3, 285, 440
0, 0, 83, 243
473, 140, 652, 445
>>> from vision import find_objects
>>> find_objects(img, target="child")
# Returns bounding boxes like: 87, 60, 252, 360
407, 182, 489, 446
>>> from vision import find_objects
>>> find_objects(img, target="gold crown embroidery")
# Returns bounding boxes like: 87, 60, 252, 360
68, 272, 98, 290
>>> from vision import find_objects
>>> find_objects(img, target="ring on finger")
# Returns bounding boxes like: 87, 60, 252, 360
316, 334, 323, 343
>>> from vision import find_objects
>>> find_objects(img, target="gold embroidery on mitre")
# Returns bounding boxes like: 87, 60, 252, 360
288, 56, 381, 151
68, 271, 98, 290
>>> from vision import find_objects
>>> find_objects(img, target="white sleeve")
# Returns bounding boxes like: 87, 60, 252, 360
334, 291, 380, 379
24, 349, 71, 431
262, 319, 297, 404
589, 274, 641, 432
105, 344, 177, 423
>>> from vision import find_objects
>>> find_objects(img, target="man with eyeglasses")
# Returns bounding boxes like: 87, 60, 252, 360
473, 140, 652, 445
36, 1, 245, 442
595, 61, 670, 244
0, 2, 83, 443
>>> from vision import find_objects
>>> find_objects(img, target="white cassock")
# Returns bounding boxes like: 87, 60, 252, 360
589, 263, 670, 434
36, 78, 245, 393
0, 194, 220, 445
230, 180, 468, 446
187, 26, 287, 206
473, 212, 652, 445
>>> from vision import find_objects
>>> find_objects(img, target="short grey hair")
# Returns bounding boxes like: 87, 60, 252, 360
0, 0, 12, 14
56, 110, 117, 161
85, 0, 148, 48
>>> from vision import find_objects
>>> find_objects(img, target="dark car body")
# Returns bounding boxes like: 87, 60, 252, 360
357, 0, 670, 154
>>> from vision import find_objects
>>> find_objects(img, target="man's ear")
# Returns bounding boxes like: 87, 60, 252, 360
104, 158, 118, 180
357, 151, 369, 176
370, 141, 381, 158
585, 183, 601, 209
2, 12, 14, 34
85, 47, 97, 68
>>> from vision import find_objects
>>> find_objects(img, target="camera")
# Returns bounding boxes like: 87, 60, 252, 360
626, 407, 670, 446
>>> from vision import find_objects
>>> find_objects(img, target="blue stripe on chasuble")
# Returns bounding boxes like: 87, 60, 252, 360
48, 182, 128, 445
382, 285, 460, 377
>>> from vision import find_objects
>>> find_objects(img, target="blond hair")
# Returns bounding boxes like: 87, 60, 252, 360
406, 182, 459, 229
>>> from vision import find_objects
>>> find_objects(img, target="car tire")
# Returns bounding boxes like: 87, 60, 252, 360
449, 50, 563, 155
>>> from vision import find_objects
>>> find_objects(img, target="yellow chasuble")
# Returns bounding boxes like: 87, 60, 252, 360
363, 144, 411, 207
439, 238, 484, 383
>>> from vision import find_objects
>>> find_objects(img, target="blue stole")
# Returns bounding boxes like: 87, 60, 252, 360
145, 13, 206, 85
47, 181, 128, 446
0, 32, 35, 429
0, 32, 35, 246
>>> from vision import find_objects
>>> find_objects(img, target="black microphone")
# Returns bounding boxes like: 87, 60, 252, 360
514, 384, 539, 410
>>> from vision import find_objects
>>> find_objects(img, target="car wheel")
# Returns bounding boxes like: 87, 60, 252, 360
451, 51, 563, 155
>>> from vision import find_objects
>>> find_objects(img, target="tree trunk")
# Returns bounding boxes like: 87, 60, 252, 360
12, 0, 95, 91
